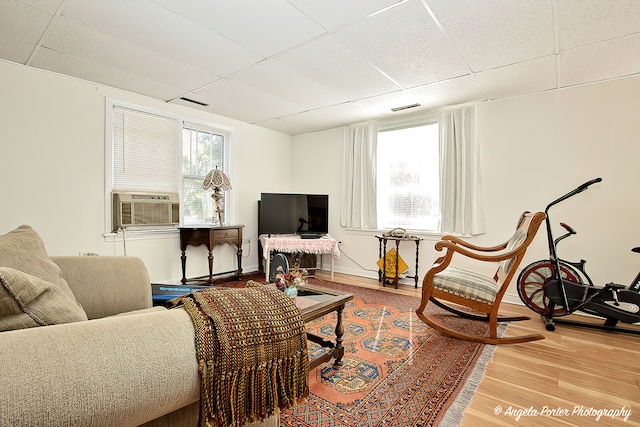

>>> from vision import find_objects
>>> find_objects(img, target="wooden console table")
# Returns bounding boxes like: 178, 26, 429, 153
179, 225, 243, 283
375, 235, 423, 289
258, 234, 340, 282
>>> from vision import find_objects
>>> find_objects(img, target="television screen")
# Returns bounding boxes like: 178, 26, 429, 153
259, 193, 328, 237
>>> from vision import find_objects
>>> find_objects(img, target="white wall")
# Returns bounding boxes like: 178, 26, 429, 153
0, 60, 293, 282
3, 57, 639, 298
292, 75, 640, 303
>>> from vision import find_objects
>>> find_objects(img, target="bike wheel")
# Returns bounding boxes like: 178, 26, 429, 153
517, 260, 584, 317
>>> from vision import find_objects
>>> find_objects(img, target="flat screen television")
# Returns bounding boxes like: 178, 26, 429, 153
259, 193, 328, 238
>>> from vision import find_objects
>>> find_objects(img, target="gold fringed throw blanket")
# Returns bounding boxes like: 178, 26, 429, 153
170, 285, 309, 427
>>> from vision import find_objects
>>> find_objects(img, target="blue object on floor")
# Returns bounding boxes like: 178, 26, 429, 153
151, 284, 215, 306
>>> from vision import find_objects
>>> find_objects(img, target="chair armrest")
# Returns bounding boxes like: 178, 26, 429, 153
434, 239, 526, 263
51, 256, 151, 319
440, 234, 509, 252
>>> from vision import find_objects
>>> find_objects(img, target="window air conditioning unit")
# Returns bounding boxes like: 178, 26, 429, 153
113, 192, 180, 231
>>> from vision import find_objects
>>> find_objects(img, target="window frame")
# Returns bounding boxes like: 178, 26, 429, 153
104, 98, 233, 237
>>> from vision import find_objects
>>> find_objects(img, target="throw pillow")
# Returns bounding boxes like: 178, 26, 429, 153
0, 225, 87, 329
0, 225, 77, 300
0, 267, 88, 331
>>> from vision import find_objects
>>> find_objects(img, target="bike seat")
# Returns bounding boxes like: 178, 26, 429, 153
604, 282, 627, 290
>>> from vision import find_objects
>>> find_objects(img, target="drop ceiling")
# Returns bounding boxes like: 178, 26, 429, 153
2, 0, 640, 135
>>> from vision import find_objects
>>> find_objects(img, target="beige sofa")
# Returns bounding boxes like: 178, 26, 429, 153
0, 226, 278, 426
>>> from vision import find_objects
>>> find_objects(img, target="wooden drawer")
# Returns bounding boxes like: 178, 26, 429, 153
213, 228, 239, 243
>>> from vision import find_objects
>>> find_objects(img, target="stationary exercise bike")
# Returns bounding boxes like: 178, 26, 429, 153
517, 178, 640, 335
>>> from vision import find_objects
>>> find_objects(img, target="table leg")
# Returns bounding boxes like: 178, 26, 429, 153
394, 239, 400, 289
180, 250, 187, 284
414, 240, 420, 288
334, 304, 346, 366
382, 239, 388, 287
330, 256, 334, 280
264, 251, 271, 282
378, 238, 383, 282
235, 244, 243, 279
207, 250, 214, 282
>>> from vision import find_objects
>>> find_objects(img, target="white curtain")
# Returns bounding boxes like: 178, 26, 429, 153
341, 123, 378, 229
439, 105, 485, 235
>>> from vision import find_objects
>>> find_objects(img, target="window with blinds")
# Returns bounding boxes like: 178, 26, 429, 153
108, 101, 231, 231
376, 122, 440, 231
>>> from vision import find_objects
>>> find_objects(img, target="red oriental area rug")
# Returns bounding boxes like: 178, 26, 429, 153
278, 277, 498, 427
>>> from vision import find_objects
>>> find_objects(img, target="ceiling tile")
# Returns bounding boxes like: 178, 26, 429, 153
29, 47, 187, 100
2, 0, 640, 136
274, 109, 344, 132
557, 0, 640, 51
253, 117, 312, 135
20, 0, 64, 13
426, 0, 555, 71
154, 0, 326, 57
559, 34, 640, 88
170, 95, 272, 125
335, 0, 469, 88
475, 55, 557, 100
407, 75, 487, 108
229, 59, 348, 109
291, 0, 403, 30
195, 79, 306, 118
41, 17, 220, 92
61, 0, 263, 76
313, 102, 373, 124
0, 0, 53, 45
275, 34, 400, 101
0, 37, 36, 64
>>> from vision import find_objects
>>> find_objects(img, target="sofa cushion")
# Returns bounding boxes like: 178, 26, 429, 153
0, 267, 88, 331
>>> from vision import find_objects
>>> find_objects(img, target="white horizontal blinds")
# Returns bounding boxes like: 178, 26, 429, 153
113, 106, 179, 192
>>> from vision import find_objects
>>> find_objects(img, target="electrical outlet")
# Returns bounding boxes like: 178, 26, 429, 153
338, 240, 345, 246
243, 238, 251, 244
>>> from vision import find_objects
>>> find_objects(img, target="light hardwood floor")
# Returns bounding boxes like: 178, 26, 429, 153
315, 271, 640, 427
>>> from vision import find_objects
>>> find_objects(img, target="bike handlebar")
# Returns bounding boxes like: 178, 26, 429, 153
560, 222, 576, 234
545, 177, 602, 212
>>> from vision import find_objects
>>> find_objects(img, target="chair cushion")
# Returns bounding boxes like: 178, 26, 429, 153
432, 266, 498, 304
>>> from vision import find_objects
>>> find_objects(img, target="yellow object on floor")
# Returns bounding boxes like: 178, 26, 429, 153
377, 248, 409, 278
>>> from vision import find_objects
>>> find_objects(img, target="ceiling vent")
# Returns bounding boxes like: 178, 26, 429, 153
179, 97, 209, 106
391, 103, 421, 112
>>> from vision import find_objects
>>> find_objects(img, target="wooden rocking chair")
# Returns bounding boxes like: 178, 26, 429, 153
416, 211, 547, 344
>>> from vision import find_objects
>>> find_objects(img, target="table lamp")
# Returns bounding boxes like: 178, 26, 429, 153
202, 166, 231, 226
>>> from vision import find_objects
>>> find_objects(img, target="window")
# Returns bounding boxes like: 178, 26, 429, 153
343, 106, 482, 236
107, 100, 231, 232
182, 124, 226, 224
376, 123, 440, 231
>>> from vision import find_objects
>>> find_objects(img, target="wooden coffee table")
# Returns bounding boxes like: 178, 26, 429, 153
293, 282, 353, 370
